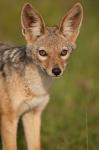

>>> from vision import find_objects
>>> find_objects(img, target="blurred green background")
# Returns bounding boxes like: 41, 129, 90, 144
0, 0, 99, 150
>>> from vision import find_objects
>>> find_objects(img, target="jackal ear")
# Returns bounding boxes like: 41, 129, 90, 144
59, 3, 83, 43
21, 3, 45, 43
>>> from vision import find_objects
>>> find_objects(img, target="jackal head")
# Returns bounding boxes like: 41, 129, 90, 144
21, 3, 83, 77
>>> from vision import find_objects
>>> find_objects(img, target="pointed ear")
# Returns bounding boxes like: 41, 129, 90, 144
21, 3, 45, 44
59, 3, 83, 43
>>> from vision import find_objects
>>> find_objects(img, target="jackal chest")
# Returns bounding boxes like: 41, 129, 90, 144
7, 64, 52, 115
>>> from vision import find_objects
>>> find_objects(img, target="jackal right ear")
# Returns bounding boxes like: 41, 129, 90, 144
21, 3, 45, 44
59, 3, 83, 43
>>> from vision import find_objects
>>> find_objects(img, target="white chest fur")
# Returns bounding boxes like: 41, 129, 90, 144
18, 94, 50, 116
15, 64, 52, 116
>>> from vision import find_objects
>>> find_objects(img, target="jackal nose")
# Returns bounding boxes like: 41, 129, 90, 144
52, 67, 61, 76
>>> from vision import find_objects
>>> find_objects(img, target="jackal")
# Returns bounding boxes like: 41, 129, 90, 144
0, 3, 83, 150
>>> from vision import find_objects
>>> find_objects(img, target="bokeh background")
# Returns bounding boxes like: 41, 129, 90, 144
0, 0, 99, 150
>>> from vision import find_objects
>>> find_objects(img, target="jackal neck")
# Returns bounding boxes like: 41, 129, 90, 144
24, 62, 53, 96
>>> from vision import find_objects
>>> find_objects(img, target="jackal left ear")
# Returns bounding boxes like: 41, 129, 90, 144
21, 3, 45, 43
59, 3, 83, 43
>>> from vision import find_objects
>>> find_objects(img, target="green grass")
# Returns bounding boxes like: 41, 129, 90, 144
0, 0, 99, 149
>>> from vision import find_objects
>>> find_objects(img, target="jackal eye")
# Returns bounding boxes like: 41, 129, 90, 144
60, 49, 68, 56
39, 50, 47, 57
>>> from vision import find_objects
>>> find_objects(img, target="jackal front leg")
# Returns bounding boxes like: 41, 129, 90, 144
1, 114, 19, 150
22, 95, 49, 150
22, 110, 42, 150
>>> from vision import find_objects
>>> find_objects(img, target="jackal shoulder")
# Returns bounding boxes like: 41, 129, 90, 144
0, 42, 27, 72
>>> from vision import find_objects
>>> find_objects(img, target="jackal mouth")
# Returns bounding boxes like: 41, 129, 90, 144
52, 74, 63, 78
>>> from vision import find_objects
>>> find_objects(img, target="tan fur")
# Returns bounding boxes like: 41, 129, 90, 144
0, 3, 83, 150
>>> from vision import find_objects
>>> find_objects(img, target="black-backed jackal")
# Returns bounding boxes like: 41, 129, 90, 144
0, 3, 83, 150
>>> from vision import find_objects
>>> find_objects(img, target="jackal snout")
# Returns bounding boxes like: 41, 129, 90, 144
52, 67, 61, 76
21, 3, 83, 77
